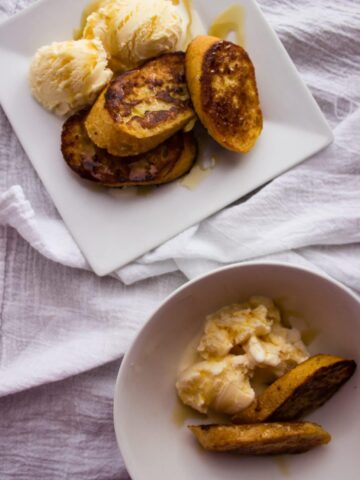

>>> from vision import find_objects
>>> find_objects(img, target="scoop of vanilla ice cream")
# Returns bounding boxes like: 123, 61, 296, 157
197, 301, 273, 360
248, 296, 282, 324
244, 324, 310, 377
29, 39, 112, 116
82, 0, 183, 71
176, 355, 255, 415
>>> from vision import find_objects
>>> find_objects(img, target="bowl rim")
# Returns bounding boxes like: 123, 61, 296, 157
113, 260, 360, 479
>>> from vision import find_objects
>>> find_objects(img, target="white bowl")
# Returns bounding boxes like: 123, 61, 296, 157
114, 262, 360, 480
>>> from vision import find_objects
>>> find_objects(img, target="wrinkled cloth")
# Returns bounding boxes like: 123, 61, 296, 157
0, 0, 359, 478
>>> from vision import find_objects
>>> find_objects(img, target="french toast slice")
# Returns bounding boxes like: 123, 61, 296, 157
189, 422, 331, 454
85, 52, 196, 157
185, 35, 262, 153
233, 355, 356, 424
61, 110, 197, 187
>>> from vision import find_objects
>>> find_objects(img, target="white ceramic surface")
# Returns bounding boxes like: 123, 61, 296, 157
0, 0, 333, 276
114, 262, 360, 480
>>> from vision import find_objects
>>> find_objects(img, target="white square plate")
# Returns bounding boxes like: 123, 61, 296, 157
0, 0, 333, 276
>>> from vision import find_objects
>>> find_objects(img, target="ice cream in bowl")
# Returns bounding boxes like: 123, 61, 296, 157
114, 262, 360, 480
176, 296, 310, 417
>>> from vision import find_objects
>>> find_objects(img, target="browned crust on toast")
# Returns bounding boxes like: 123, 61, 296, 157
85, 52, 195, 157
186, 36, 262, 153
61, 110, 197, 187
233, 354, 356, 424
189, 422, 331, 454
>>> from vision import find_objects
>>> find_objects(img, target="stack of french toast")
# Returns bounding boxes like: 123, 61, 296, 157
61, 35, 263, 188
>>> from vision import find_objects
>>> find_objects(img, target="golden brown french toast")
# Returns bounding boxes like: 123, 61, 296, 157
185, 35, 262, 153
233, 354, 356, 424
61, 110, 197, 187
189, 422, 331, 454
85, 52, 196, 157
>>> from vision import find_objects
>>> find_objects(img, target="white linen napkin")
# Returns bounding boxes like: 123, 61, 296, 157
1, 107, 360, 290
0, 0, 359, 399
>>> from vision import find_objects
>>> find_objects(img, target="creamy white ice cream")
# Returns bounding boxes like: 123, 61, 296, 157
176, 297, 310, 415
29, 39, 112, 116
82, 0, 184, 71
176, 355, 255, 415
244, 324, 310, 377
197, 298, 275, 360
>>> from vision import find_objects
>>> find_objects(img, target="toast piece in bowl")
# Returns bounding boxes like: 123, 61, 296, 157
61, 110, 197, 187
189, 422, 331, 454
85, 52, 196, 157
233, 354, 356, 424
185, 35, 262, 153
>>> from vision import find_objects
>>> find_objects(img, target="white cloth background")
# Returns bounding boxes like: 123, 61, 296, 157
0, 0, 359, 477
